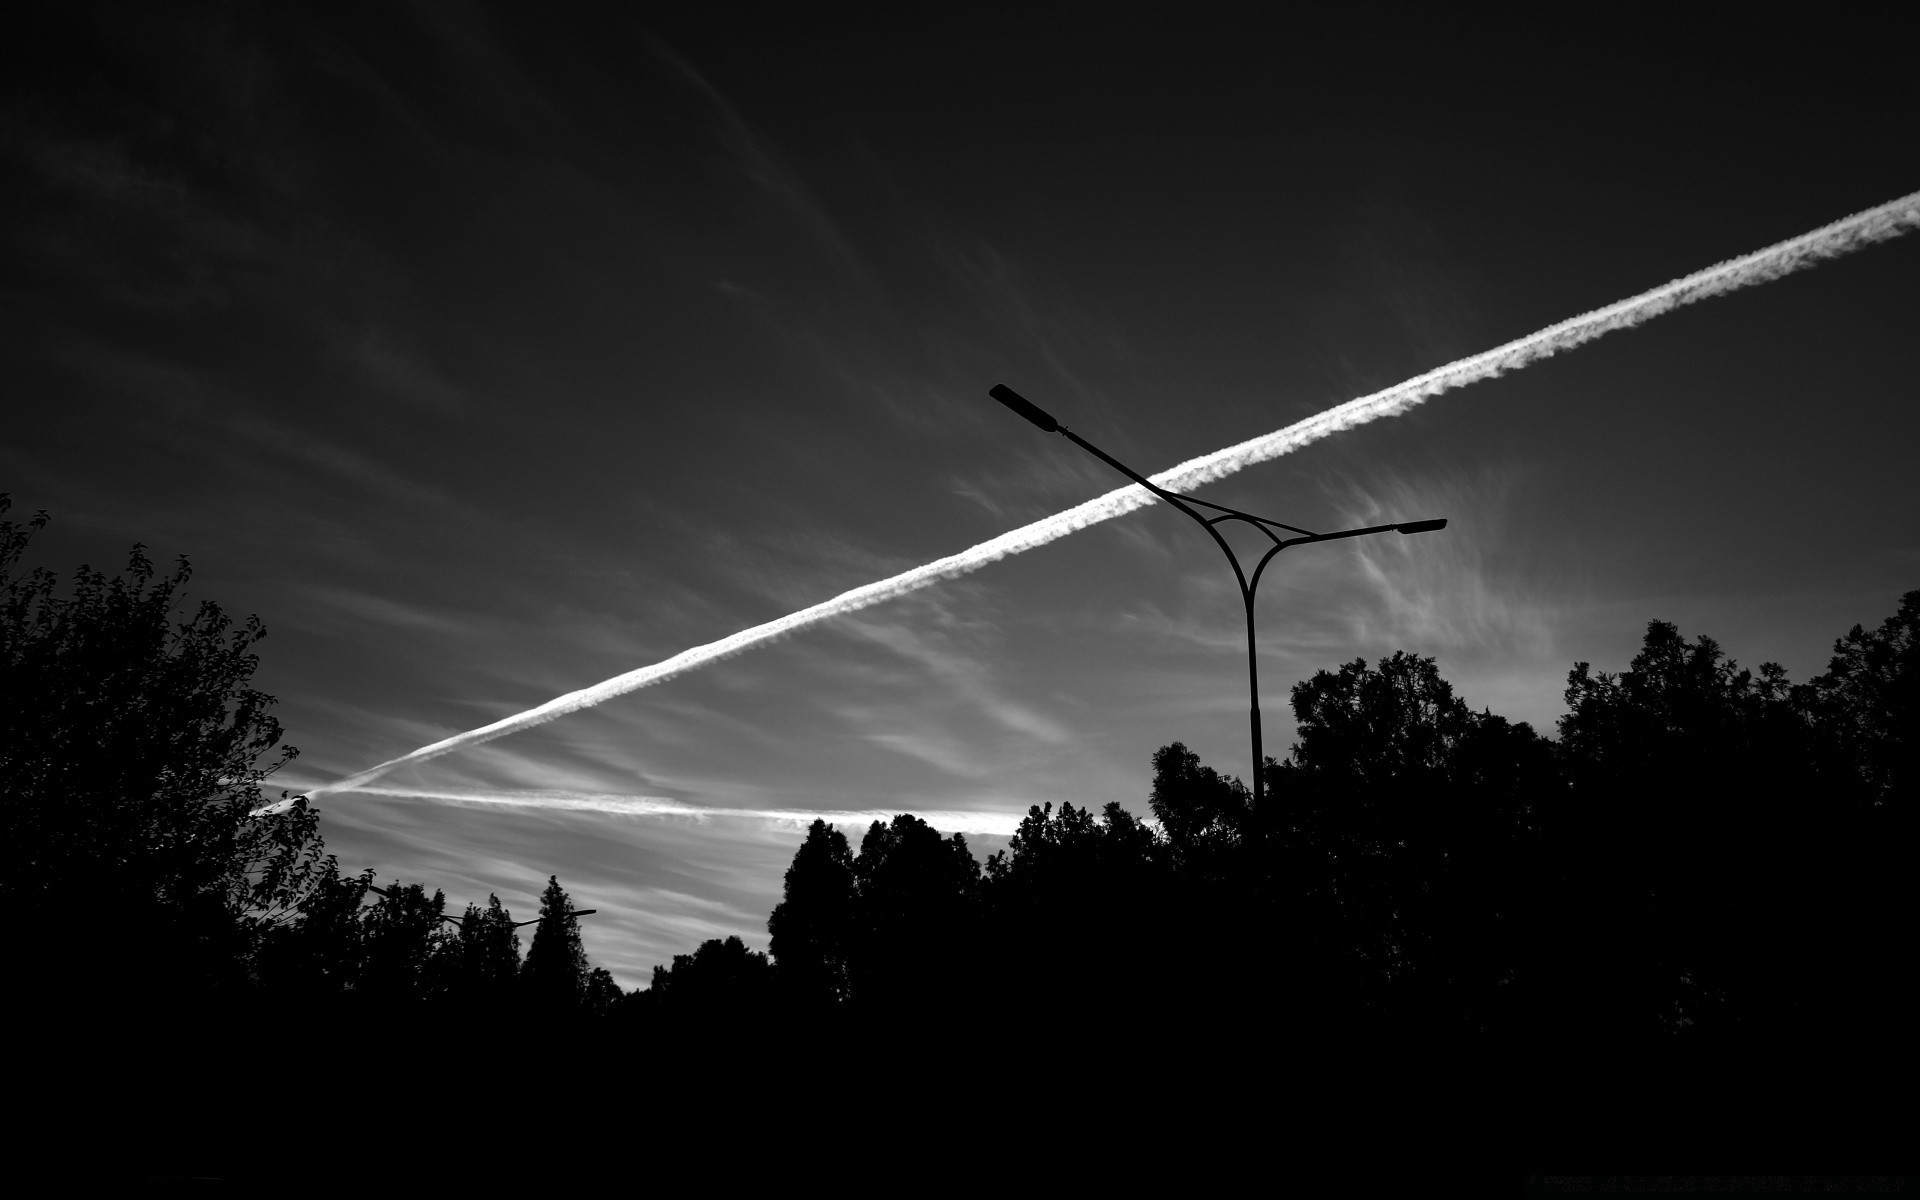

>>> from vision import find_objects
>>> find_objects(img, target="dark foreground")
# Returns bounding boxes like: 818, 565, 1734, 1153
22, 995, 1909, 1188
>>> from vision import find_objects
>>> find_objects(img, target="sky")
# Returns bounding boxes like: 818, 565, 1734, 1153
5, 5, 1916, 986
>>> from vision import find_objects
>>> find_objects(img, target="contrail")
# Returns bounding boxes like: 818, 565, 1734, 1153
309, 189, 1919, 799
299, 785, 1028, 837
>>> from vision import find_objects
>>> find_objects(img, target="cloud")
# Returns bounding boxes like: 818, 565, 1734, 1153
1310, 198, 1484, 395
940, 242, 1138, 414
309, 188, 1920, 796
641, 33, 868, 283
342, 329, 466, 414
1336, 466, 1558, 659
1, 126, 276, 314
944, 450, 1117, 525
297, 586, 477, 638
836, 606, 1074, 744
297, 784, 1028, 838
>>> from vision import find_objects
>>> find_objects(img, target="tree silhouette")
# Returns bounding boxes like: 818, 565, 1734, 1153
360, 881, 452, 1002
1549, 620, 1840, 1043
523, 875, 589, 1010
981, 800, 1170, 1020
642, 935, 774, 1022
1788, 594, 1919, 1047
1800, 589, 1919, 808
767, 819, 856, 1009
448, 893, 522, 1004
1258, 651, 1555, 1038
582, 967, 626, 1016
0, 497, 327, 1001
1148, 741, 1250, 870
1795, 591, 1918, 1043
848, 814, 981, 1014
254, 860, 371, 1002
987, 801, 1163, 908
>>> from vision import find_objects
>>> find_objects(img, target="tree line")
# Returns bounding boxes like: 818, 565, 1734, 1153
252, 868, 625, 1017
2, 498, 620, 1028
5, 492, 1914, 1067
667, 604, 1916, 1061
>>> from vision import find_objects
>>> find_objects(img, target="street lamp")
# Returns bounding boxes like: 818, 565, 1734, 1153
987, 383, 1446, 811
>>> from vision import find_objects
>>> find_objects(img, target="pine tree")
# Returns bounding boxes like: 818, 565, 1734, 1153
522, 875, 588, 1010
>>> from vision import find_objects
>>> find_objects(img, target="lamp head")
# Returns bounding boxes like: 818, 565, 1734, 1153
988, 384, 1061, 433
1395, 519, 1447, 534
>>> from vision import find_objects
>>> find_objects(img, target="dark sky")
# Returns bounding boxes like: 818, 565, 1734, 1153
5, 4, 1915, 983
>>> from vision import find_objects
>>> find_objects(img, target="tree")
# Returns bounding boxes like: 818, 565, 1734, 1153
448, 893, 522, 1004
1792, 593, 1917, 1042
0, 497, 327, 999
523, 875, 589, 1010
582, 967, 626, 1017
767, 819, 856, 1008
1799, 589, 1919, 808
981, 800, 1171, 1020
1285, 651, 1477, 787
848, 814, 981, 1013
641, 936, 774, 1021
360, 881, 452, 1002
253, 861, 372, 1001
986, 801, 1163, 907
1148, 741, 1249, 869
1551, 620, 1828, 1043
1267, 651, 1554, 1036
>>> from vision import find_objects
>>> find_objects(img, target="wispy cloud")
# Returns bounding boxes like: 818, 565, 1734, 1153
641, 33, 869, 284
837, 605, 1074, 745
291, 785, 1028, 838
940, 242, 1138, 420
301, 190, 1920, 796
1331, 466, 1572, 728
1309, 199, 1484, 396
297, 586, 478, 638
340, 328, 466, 414
1337, 466, 1558, 659
1, 125, 278, 314
944, 449, 1117, 524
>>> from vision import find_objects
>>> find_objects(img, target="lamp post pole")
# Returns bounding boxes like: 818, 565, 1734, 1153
987, 384, 1445, 811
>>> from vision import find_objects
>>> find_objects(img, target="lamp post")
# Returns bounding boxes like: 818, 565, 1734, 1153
987, 384, 1446, 811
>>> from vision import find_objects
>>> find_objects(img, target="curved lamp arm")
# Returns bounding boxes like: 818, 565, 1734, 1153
987, 383, 1445, 808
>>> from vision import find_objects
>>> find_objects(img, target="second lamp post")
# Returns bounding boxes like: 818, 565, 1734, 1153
988, 384, 1446, 812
